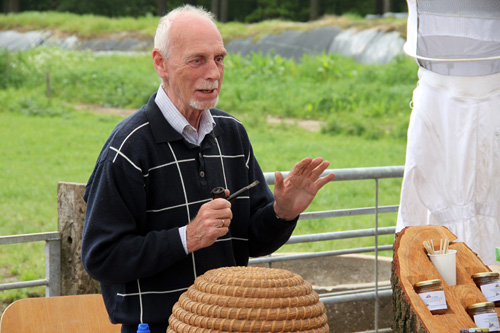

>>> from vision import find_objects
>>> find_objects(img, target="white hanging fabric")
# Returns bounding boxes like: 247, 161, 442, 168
397, 0, 500, 265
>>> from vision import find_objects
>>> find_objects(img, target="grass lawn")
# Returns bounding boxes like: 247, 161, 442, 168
0, 11, 414, 308
0, 108, 406, 308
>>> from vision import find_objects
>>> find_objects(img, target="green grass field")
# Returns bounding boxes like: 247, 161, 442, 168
0, 12, 415, 307
0, 104, 406, 306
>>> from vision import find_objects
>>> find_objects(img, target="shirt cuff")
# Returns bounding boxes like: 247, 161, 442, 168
179, 226, 188, 254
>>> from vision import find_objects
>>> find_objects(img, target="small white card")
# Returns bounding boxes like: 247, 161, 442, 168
418, 290, 447, 311
480, 282, 500, 302
473, 312, 500, 331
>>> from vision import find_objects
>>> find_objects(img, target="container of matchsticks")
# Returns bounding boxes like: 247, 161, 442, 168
423, 238, 457, 286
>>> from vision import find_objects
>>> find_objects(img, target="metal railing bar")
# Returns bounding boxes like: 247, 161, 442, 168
298, 206, 399, 220
0, 233, 61, 297
286, 227, 396, 244
0, 165, 405, 332
320, 289, 392, 304
320, 285, 392, 298
264, 166, 404, 184
249, 244, 394, 264
0, 279, 48, 291
374, 178, 380, 332
46, 239, 61, 297
0, 232, 61, 245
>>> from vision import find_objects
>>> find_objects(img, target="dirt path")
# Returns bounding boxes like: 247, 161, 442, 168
75, 104, 322, 132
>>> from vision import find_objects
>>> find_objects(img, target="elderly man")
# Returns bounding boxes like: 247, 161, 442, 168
81, 5, 334, 332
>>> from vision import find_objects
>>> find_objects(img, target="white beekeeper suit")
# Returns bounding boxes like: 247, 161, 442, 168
397, 0, 500, 265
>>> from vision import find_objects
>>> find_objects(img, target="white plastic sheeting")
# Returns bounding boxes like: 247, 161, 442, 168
1, 27, 406, 64
397, 0, 500, 264
328, 28, 404, 64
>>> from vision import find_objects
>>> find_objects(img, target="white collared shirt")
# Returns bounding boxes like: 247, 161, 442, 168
154, 85, 215, 146
154, 85, 216, 254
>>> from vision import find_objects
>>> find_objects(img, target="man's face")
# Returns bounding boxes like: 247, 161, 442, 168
162, 15, 226, 115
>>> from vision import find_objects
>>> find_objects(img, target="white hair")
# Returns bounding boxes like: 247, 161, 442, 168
154, 5, 217, 58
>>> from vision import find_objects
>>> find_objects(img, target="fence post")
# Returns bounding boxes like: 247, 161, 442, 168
57, 182, 100, 295
45, 238, 61, 296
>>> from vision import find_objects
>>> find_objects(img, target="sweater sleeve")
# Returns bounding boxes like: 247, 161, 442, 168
248, 201, 298, 257
243, 145, 298, 257
81, 158, 187, 284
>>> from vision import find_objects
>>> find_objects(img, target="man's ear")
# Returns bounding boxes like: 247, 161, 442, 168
152, 49, 168, 79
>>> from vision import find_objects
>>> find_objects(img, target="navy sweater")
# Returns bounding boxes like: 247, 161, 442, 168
81, 94, 297, 326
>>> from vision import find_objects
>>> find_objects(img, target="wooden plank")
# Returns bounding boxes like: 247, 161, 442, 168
0, 294, 120, 332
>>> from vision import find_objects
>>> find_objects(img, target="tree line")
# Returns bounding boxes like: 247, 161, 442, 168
2, 0, 407, 22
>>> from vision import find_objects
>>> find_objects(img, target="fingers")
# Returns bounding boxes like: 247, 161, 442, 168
307, 159, 334, 193
307, 157, 331, 174
186, 219, 230, 253
290, 157, 327, 176
186, 199, 232, 253
288, 157, 313, 176
287, 157, 332, 185
314, 172, 335, 191
207, 199, 232, 227
311, 158, 330, 179
215, 217, 231, 229
211, 197, 231, 207
274, 171, 284, 188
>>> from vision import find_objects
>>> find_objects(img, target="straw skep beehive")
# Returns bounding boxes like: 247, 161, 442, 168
167, 266, 329, 332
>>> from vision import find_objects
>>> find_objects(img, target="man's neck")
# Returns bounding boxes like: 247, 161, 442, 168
161, 86, 203, 130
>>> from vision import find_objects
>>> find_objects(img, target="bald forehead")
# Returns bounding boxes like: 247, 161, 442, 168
170, 12, 219, 36
168, 13, 224, 51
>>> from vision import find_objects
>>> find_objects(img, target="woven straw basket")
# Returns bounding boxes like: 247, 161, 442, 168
167, 266, 329, 332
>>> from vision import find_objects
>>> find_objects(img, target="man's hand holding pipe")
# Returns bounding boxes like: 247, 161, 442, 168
186, 189, 232, 253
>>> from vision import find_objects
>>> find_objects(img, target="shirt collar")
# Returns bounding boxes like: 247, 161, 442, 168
154, 85, 215, 145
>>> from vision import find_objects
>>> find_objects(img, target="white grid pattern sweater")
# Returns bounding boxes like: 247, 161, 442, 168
81, 93, 297, 326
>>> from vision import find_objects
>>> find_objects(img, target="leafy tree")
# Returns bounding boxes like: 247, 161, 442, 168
56, 0, 156, 17
4, 0, 408, 21
157, 0, 167, 15
310, 0, 319, 20
3, 0, 19, 13
245, 0, 309, 22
